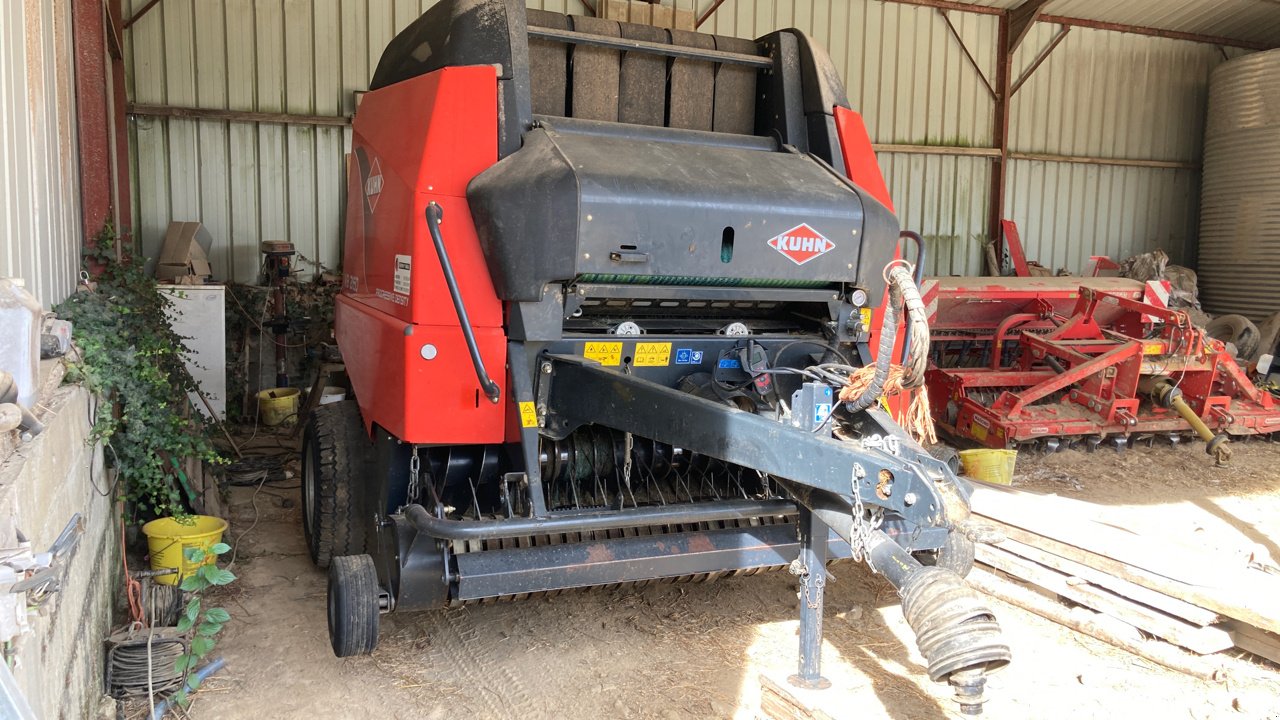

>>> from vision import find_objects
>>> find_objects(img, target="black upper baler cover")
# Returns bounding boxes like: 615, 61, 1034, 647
467, 121, 898, 302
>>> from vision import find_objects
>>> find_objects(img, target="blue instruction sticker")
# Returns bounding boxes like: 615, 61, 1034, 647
675, 349, 704, 365
815, 403, 832, 425
718, 357, 742, 369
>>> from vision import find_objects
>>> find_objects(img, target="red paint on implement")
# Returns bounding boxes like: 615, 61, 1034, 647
833, 106, 894, 214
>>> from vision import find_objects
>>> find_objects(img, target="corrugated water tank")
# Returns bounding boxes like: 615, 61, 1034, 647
1197, 50, 1280, 322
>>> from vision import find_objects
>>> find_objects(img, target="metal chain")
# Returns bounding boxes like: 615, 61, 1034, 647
407, 449, 421, 504
849, 469, 885, 564
622, 431, 634, 492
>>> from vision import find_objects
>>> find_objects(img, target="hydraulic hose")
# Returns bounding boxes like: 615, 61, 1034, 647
845, 262, 931, 412
898, 232, 927, 370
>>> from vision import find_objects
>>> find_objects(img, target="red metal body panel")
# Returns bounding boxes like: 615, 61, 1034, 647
336, 66, 508, 444
833, 106, 894, 214
999, 219, 1030, 277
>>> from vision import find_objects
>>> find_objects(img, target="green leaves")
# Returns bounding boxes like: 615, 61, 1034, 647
54, 228, 226, 517
190, 635, 215, 658
197, 564, 236, 586
209, 543, 231, 556
204, 607, 230, 624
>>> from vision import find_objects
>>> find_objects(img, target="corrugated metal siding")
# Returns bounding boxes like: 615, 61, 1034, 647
1197, 49, 1280, 322
125, 0, 1243, 282
0, 0, 82, 308
124, 0, 593, 284
703, 2, 997, 275
1004, 24, 1232, 272
1044, 0, 1280, 48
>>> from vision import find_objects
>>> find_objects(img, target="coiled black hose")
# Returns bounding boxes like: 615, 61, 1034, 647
107, 634, 188, 698
844, 264, 931, 411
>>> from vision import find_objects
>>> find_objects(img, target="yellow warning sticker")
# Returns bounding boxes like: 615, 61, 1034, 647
1142, 342, 1163, 355
634, 342, 672, 367
859, 308, 873, 328
584, 341, 623, 366
518, 401, 539, 428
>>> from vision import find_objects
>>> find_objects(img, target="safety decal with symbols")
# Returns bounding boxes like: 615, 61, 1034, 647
674, 348, 704, 365
518, 401, 539, 428
633, 342, 671, 367
584, 341, 623, 366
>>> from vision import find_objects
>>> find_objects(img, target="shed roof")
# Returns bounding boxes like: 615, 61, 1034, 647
906, 0, 1280, 48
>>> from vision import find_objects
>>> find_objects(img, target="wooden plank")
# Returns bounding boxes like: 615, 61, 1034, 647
976, 545, 1234, 654
1223, 621, 1280, 665
969, 483, 1246, 584
977, 515, 1280, 637
968, 569, 1223, 680
993, 536, 1220, 627
651, 3, 673, 28
627, 0, 650, 25
758, 672, 858, 720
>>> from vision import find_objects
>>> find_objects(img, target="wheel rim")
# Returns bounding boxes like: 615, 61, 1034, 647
302, 433, 317, 540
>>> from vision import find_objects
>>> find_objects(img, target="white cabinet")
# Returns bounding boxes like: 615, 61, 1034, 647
158, 284, 226, 420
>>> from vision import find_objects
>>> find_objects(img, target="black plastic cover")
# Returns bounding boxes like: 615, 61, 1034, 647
467, 120, 898, 303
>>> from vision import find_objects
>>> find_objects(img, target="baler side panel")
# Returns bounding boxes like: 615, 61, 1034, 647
336, 295, 508, 444
342, 66, 502, 327
338, 65, 508, 444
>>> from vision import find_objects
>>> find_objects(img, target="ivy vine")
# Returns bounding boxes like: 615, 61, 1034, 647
55, 225, 224, 518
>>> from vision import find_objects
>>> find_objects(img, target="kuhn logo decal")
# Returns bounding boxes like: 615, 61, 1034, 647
365, 157, 384, 212
768, 224, 834, 265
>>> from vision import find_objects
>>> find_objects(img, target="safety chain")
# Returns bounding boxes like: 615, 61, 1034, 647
787, 558, 826, 610
622, 432, 634, 491
849, 467, 885, 563
407, 448, 421, 504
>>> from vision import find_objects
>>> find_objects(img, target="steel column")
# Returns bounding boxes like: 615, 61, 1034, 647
789, 506, 832, 689
986, 14, 1011, 269
73, 0, 130, 257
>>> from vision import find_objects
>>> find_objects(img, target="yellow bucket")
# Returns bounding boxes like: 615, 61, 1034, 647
257, 387, 301, 426
959, 449, 1018, 486
142, 515, 228, 586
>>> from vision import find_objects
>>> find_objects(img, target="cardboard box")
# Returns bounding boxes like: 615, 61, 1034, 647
155, 222, 214, 282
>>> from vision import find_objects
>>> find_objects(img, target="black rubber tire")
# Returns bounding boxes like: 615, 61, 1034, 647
1205, 314, 1260, 361
327, 554, 381, 657
926, 443, 962, 475
915, 530, 976, 578
302, 400, 373, 569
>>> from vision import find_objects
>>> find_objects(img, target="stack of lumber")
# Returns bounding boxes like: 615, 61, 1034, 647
966, 482, 1280, 675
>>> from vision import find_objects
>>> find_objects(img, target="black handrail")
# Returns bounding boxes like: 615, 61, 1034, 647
424, 202, 501, 403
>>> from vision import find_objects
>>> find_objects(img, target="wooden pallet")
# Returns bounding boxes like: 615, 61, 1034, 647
967, 482, 1280, 667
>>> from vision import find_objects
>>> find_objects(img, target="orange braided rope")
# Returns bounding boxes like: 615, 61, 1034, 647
836, 364, 937, 445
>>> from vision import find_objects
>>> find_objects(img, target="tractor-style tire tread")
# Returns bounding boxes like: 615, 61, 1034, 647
328, 554, 380, 657
303, 400, 372, 569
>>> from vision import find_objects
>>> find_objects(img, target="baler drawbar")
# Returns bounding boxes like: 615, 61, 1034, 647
303, 1, 1010, 712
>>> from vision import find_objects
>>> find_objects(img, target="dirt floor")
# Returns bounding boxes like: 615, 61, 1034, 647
178, 432, 1280, 720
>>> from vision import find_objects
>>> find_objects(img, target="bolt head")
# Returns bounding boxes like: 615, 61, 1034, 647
903, 492, 918, 506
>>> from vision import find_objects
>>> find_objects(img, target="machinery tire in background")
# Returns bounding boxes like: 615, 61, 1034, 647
915, 530, 976, 578
328, 554, 381, 657
1205, 314, 1260, 360
927, 443, 962, 475
302, 400, 373, 569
